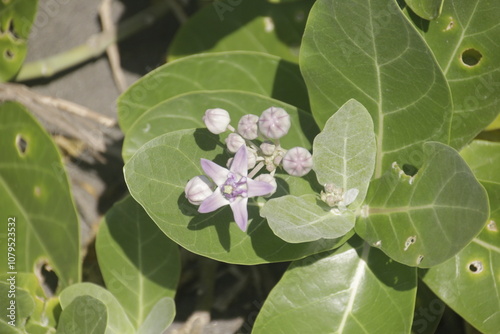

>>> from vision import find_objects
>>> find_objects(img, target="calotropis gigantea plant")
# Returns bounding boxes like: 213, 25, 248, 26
120, 0, 499, 332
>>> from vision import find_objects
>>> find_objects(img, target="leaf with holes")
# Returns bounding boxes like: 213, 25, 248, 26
405, 0, 500, 149
0, 101, 80, 289
96, 195, 180, 331
124, 128, 350, 264
59, 283, 135, 334
405, 0, 443, 20
118, 51, 309, 133
252, 236, 417, 333
0, 0, 38, 81
168, 0, 314, 63
300, 0, 452, 179
420, 140, 500, 333
56, 295, 107, 334
356, 142, 489, 267
261, 99, 376, 243
122, 90, 318, 162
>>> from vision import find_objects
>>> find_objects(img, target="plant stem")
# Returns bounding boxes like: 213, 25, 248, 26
15, 1, 171, 82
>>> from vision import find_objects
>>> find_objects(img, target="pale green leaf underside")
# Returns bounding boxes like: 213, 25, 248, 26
59, 283, 135, 334
96, 195, 180, 329
122, 90, 318, 162
420, 140, 500, 333
407, 0, 500, 149
137, 297, 176, 334
56, 296, 107, 334
356, 142, 489, 267
124, 128, 348, 264
262, 194, 355, 243
0, 0, 38, 81
168, 0, 314, 63
117, 51, 309, 133
300, 0, 452, 178
313, 99, 376, 209
0, 101, 80, 289
253, 237, 416, 333
406, 0, 443, 20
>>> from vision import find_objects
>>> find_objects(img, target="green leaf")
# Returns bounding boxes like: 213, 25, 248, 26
405, 0, 443, 20
137, 297, 175, 334
0, 101, 80, 289
406, 0, 500, 149
253, 236, 417, 333
261, 194, 355, 243
356, 142, 489, 267
118, 51, 309, 133
56, 296, 107, 334
420, 140, 500, 333
312, 99, 376, 208
300, 0, 452, 178
411, 280, 444, 334
96, 195, 180, 330
0, 0, 38, 81
122, 90, 318, 162
0, 281, 35, 332
124, 128, 349, 264
168, 0, 314, 63
261, 99, 376, 243
59, 283, 135, 334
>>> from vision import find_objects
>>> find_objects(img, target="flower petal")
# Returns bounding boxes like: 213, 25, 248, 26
201, 159, 229, 185
198, 190, 229, 213
230, 197, 249, 231
230, 145, 248, 177
246, 178, 275, 197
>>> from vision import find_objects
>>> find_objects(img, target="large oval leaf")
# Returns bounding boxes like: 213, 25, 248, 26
124, 128, 350, 264
59, 283, 135, 334
356, 142, 489, 267
421, 141, 500, 333
406, 0, 500, 149
0, 101, 80, 289
56, 295, 107, 334
168, 0, 314, 62
122, 90, 318, 162
300, 0, 452, 178
96, 195, 180, 330
253, 236, 417, 333
0, 0, 38, 81
118, 51, 309, 133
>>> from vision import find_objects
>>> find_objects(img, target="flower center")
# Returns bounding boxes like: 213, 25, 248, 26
221, 173, 248, 201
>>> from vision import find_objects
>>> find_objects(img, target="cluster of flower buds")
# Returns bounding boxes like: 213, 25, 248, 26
202, 106, 312, 178
184, 106, 313, 231
320, 183, 359, 213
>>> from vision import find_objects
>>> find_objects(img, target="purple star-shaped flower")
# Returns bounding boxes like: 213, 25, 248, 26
199, 145, 274, 231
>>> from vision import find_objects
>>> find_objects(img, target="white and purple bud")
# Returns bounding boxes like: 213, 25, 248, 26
254, 174, 277, 197
225, 133, 246, 153
260, 141, 276, 156
238, 114, 259, 140
203, 108, 231, 134
247, 147, 257, 169
258, 107, 291, 139
185, 175, 215, 205
282, 147, 312, 177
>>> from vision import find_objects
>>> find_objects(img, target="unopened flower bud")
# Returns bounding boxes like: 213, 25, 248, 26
254, 174, 277, 197
282, 147, 312, 176
185, 175, 215, 205
247, 148, 257, 169
260, 141, 276, 156
225, 133, 246, 153
203, 108, 231, 134
238, 114, 259, 140
258, 107, 291, 139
